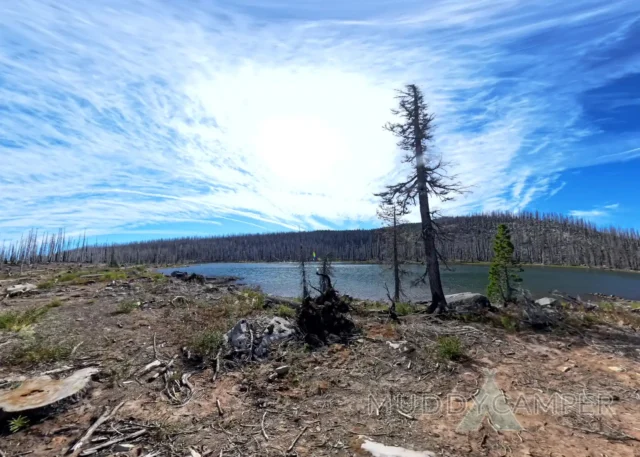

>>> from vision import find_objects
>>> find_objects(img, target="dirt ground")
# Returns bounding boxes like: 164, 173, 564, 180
1, 263, 639, 457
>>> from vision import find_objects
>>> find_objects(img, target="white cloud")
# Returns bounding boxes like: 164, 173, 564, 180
569, 209, 607, 218
570, 203, 620, 219
0, 0, 638, 239
549, 182, 567, 197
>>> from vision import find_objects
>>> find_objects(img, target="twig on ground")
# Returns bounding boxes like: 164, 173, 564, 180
213, 348, 222, 381
261, 411, 269, 441
153, 333, 159, 359
287, 426, 308, 453
216, 398, 224, 416
42, 365, 73, 375
249, 326, 254, 361
79, 429, 147, 455
70, 341, 84, 357
397, 409, 416, 421
179, 372, 195, 406
569, 426, 640, 443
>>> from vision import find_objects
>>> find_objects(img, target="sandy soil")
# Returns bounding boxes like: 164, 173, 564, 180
0, 264, 639, 457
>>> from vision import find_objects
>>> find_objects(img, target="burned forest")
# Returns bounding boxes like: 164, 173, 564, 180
3, 212, 639, 271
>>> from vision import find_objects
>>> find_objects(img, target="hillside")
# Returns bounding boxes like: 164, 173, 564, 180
8, 211, 635, 270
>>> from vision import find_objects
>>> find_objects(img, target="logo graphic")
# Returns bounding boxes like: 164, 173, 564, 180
457, 369, 523, 432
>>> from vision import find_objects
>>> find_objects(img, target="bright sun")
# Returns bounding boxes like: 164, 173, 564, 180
254, 116, 347, 188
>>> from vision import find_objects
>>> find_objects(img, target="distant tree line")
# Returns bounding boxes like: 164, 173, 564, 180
3, 211, 639, 271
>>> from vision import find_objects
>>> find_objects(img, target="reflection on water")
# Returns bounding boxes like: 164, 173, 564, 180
160, 263, 640, 301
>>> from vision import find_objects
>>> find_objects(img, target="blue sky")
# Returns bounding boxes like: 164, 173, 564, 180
1, 0, 639, 243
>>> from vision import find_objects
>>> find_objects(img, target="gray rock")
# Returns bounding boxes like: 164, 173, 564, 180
445, 292, 491, 315
6, 283, 37, 297
535, 297, 560, 307
275, 365, 290, 376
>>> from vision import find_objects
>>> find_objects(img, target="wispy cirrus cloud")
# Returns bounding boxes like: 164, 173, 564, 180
1, 0, 639, 240
570, 203, 620, 219
569, 209, 608, 218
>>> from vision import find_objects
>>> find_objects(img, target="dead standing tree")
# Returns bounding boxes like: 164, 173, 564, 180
377, 84, 461, 314
317, 254, 334, 294
377, 198, 409, 314
299, 238, 310, 300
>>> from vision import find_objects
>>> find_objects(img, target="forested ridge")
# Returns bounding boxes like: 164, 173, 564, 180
4, 211, 639, 270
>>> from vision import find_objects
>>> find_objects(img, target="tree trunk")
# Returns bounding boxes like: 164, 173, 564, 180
410, 86, 447, 313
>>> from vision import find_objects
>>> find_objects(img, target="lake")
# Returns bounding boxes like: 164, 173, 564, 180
159, 263, 640, 301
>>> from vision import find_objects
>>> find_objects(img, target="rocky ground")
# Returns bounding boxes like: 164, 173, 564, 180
0, 263, 639, 457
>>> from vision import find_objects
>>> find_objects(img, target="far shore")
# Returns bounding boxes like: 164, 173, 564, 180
158, 260, 640, 275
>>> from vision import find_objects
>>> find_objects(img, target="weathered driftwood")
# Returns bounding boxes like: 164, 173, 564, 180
0, 367, 98, 413
5, 283, 37, 297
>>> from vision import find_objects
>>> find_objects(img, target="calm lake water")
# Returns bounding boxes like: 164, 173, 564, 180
160, 263, 640, 301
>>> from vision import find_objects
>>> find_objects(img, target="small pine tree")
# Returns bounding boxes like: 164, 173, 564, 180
487, 224, 522, 304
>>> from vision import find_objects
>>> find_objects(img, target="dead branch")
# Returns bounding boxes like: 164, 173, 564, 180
146, 355, 176, 382
261, 411, 269, 441
136, 360, 162, 378
42, 366, 73, 375
79, 429, 147, 455
263, 295, 301, 309
68, 401, 125, 457
315, 271, 332, 291
213, 348, 222, 381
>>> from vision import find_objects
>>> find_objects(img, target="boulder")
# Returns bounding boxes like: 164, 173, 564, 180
535, 297, 560, 307
445, 293, 491, 315
6, 283, 37, 297
522, 300, 562, 329
170, 271, 206, 284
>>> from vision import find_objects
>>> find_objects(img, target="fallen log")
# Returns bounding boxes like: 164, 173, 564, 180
263, 295, 301, 309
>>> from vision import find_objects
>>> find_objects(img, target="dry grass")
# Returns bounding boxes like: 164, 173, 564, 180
115, 300, 140, 314
189, 329, 224, 360
273, 304, 296, 318
499, 313, 520, 331
9, 337, 73, 365
0, 306, 52, 332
